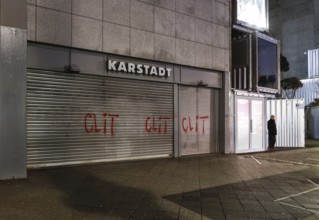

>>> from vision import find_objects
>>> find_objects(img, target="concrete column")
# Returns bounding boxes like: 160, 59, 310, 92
0, 0, 27, 179
221, 71, 233, 153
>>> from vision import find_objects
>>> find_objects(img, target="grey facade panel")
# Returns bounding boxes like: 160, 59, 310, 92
27, 5, 36, 41
131, 0, 155, 32
131, 29, 155, 60
176, 0, 195, 16
0, 26, 27, 179
181, 67, 222, 88
37, 0, 71, 13
27, 0, 36, 5
176, 39, 195, 66
154, 6, 175, 37
1, 0, 27, 29
212, 1, 229, 26
175, 13, 195, 42
27, 44, 69, 72
154, 34, 176, 63
194, 0, 212, 21
72, 0, 103, 20
72, 15, 103, 52
36, 7, 71, 46
155, 0, 176, 10
103, 22, 130, 56
71, 49, 105, 75
103, 0, 130, 26
195, 18, 213, 46
195, 43, 213, 69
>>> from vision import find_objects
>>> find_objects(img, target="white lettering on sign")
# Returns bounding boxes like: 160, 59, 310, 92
107, 60, 172, 78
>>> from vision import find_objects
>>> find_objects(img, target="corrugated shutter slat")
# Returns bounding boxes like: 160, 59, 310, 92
27, 71, 174, 168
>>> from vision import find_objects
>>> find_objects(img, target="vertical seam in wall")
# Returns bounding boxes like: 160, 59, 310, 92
130, 0, 132, 56
192, 0, 195, 66
102, 0, 104, 52
153, 3, 155, 60
175, 0, 177, 63
153, 2, 156, 60
70, 0, 72, 64
35, 0, 38, 41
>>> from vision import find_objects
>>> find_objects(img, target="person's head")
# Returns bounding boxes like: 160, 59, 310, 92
270, 115, 275, 120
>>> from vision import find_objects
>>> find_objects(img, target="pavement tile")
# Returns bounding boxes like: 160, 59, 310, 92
240, 200, 263, 207
254, 191, 274, 201
154, 215, 178, 220
259, 201, 288, 213
246, 211, 272, 219
155, 200, 179, 219
291, 212, 318, 219
201, 196, 221, 204
202, 215, 226, 220
269, 212, 294, 219
237, 194, 256, 200
219, 193, 238, 200
293, 194, 318, 203
180, 201, 201, 213
179, 207, 202, 220
302, 203, 319, 209
222, 206, 247, 218
182, 191, 201, 201
281, 204, 312, 214
202, 204, 224, 216
201, 188, 218, 196
221, 200, 243, 210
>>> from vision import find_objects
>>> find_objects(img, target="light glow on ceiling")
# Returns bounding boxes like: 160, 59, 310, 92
237, 0, 268, 30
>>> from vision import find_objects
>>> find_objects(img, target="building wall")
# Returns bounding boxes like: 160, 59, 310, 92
0, 0, 27, 179
27, 0, 231, 72
269, 0, 319, 79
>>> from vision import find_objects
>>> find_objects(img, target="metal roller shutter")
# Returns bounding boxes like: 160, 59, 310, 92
179, 86, 219, 156
27, 71, 174, 168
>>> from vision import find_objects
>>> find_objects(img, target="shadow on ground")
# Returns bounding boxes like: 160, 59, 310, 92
164, 169, 319, 219
41, 166, 174, 219
306, 139, 319, 148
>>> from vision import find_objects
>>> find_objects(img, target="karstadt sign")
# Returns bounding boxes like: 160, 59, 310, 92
107, 59, 172, 78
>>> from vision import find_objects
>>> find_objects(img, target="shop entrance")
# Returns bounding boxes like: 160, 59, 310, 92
235, 97, 265, 153
178, 86, 219, 156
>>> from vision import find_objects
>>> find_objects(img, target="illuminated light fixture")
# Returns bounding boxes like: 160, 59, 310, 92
236, 0, 268, 30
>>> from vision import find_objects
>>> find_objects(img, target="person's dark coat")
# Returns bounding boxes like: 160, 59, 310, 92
267, 119, 277, 135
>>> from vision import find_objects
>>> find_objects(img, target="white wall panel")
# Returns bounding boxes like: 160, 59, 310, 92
267, 99, 305, 147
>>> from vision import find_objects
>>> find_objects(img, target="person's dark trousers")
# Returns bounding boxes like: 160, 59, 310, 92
268, 135, 276, 148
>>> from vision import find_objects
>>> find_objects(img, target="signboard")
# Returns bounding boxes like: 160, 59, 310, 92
107, 59, 172, 78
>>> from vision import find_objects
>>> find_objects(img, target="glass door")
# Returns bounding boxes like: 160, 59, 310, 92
236, 97, 264, 153
251, 100, 263, 149
237, 99, 250, 151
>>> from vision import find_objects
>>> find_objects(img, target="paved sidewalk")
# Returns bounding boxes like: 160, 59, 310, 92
254, 147, 319, 167
1, 147, 319, 219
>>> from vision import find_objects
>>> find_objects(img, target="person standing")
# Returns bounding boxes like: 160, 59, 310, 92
267, 115, 277, 151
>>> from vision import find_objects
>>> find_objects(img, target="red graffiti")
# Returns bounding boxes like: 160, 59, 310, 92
182, 115, 209, 134
84, 113, 119, 136
145, 116, 170, 134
